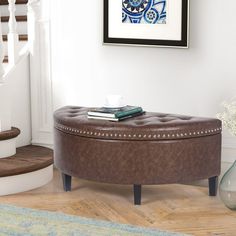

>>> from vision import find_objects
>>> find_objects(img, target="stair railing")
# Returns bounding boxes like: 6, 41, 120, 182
0, 10, 4, 79
8, 0, 19, 65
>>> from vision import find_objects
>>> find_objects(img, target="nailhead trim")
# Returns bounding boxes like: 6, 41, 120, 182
54, 123, 222, 140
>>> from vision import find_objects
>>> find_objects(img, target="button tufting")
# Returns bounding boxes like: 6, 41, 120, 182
54, 107, 222, 141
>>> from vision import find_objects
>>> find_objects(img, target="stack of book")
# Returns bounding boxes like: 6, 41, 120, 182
87, 105, 144, 121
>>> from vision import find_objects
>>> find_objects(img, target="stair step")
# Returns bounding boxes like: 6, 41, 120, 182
0, 127, 20, 140
0, 145, 53, 196
0, 145, 53, 178
0, 0, 28, 5
2, 34, 28, 41
1, 15, 27, 22
0, 127, 19, 159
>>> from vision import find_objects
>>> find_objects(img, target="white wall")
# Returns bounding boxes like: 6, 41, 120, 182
50, 0, 236, 162
1, 55, 32, 147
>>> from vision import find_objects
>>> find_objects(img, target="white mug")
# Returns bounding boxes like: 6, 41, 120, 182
104, 95, 125, 108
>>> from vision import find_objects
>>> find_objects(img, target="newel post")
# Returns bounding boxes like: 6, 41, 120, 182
0, 10, 4, 78
8, 0, 19, 65
28, 0, 53, 147
27, 0, 40, 53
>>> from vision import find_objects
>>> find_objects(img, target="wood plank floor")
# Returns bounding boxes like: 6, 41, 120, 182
0, 168, 236, 235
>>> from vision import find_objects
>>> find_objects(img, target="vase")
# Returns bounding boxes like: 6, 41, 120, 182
219, 160, 236, 210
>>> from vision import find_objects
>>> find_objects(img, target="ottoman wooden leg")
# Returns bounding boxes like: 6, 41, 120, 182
208, 176, 218, 196
62, 173, 71, 192
133, 184, 142, 205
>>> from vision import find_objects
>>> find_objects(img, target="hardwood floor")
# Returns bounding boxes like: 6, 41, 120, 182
0, 168, 236, 236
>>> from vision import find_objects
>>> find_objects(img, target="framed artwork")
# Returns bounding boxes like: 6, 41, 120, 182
103, 0, 189, 48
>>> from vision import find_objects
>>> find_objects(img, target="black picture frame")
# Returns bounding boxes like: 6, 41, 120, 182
104, 0, 189, 48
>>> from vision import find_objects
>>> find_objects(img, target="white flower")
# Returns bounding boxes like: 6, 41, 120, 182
217, 98, 236, 136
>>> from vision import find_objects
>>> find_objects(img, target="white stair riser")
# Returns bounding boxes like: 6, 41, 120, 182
0, 165, 53, 196
2, 41, 27, 56
0, 138, 16, 158
1, 22, 27, 35
0, 87, 11, 131
0, 4, 27, 16
0, 112, 11, 131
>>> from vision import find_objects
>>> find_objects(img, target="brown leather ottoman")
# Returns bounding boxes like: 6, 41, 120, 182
54, 106, 222, 205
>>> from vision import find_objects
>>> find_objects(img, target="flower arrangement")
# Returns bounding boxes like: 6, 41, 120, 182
217, 99, 236, 136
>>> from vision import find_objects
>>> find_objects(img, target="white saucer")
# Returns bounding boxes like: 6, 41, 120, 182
103, 104, 126, 109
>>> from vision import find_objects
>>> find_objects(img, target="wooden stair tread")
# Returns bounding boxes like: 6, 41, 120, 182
1, 15, 27, 22
2, 34, 28, 41
0, 145, 53, 177
0, 127, 20, 141
0, 0, 28, 5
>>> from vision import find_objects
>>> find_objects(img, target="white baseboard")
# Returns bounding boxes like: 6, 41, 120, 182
31, 138, 53, 150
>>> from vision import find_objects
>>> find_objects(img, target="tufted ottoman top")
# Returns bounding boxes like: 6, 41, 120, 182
54, 106, 222, 141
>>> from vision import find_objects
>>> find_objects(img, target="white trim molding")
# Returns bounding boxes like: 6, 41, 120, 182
28, 0, 53, 148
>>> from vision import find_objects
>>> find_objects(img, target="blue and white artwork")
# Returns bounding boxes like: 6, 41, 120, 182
122, 0, 167, 24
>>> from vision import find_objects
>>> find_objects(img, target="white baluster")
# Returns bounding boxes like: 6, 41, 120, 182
0, 10, 5, 78
8, 0, 19, 65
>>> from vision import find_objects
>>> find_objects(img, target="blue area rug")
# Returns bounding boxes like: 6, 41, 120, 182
0, 204, 189, 235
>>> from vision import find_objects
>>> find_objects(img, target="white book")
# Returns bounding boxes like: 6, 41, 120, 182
87, 115, 119, 121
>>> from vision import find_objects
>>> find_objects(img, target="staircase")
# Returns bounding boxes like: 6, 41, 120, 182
0, 0, 53, 196
0, 0, 28, 156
